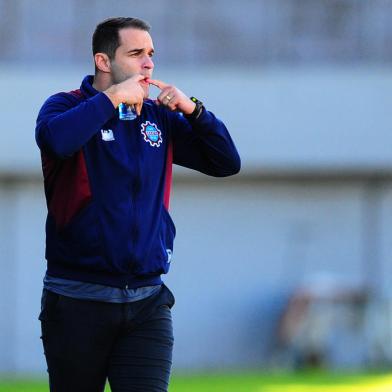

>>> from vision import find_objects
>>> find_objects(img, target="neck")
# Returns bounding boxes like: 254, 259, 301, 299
92, 72, 112, 92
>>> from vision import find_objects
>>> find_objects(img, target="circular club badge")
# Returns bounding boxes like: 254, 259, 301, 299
140, 121, 163, 147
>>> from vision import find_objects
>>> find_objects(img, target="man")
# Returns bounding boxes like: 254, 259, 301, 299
36, 17, 240, 392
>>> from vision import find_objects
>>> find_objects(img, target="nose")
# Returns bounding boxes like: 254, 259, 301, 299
143, 55, 154, 70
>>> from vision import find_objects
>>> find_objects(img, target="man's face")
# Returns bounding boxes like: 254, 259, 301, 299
110, 27, 155, 97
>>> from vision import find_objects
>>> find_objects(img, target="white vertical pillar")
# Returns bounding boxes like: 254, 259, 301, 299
0, 181, 17, 372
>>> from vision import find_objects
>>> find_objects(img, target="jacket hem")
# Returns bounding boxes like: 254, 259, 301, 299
46, 261, 163, 289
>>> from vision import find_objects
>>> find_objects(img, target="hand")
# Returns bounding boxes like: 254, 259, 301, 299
147, 78, 196, 115
104, 74, 146, 115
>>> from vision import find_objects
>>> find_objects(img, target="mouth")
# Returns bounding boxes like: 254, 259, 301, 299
140, 77, 150, 86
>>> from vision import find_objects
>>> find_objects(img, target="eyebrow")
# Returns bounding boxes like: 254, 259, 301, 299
126, 48, 154, 55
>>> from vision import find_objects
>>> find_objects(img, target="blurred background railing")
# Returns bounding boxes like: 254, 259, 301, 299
2, 0, 392, 66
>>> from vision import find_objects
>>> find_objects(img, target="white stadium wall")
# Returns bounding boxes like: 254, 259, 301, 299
1, 66, 392, 373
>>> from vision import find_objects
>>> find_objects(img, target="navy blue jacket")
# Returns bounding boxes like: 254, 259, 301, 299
35, 75, 240, 288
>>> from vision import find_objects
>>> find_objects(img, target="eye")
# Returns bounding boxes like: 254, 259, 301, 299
128, 50, 143, 57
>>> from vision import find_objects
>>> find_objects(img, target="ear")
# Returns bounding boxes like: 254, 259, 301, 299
94, 53, 111, 73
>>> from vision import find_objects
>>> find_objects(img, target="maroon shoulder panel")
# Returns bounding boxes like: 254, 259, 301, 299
163, 141, 173, 210
41, 88, 92, 229
42, 152, 92, 229
68, 89, 83, 98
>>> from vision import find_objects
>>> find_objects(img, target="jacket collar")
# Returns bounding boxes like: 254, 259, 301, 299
80, 75, 98, 97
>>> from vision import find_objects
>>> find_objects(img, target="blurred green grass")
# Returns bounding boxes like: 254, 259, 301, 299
0, 371, 391, 392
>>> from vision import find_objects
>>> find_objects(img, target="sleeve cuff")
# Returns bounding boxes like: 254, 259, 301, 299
90, 92, 117, 123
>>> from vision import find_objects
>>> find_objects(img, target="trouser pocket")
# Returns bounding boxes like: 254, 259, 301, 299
38, 289, 61, 322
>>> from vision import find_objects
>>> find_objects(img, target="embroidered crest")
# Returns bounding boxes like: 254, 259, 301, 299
101, 129, 115, 141
140, 121, 163, 147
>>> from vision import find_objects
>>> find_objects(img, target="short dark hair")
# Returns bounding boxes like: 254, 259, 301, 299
92, 17, 151, 60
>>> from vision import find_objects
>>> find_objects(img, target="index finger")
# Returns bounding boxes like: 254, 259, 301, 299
147, 78, 168, 90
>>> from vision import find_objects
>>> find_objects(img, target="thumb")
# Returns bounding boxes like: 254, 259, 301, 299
135, 101, 143, 116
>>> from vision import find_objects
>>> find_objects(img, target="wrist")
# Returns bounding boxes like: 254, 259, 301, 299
103, 86, 121, 108
184, 97, 204, 120
182, 101, 196, 116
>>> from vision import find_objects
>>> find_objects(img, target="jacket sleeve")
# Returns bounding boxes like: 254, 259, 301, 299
169, 108, 241, 177
35, 92, 116, 158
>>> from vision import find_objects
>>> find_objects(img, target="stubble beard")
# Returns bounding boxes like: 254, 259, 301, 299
111, 65, 149, 98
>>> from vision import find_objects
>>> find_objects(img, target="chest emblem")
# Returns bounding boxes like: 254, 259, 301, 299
101, 129, 115, 141
140, 121, 163, 147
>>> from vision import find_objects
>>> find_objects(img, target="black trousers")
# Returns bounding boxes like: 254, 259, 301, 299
39, 285, 175, 392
